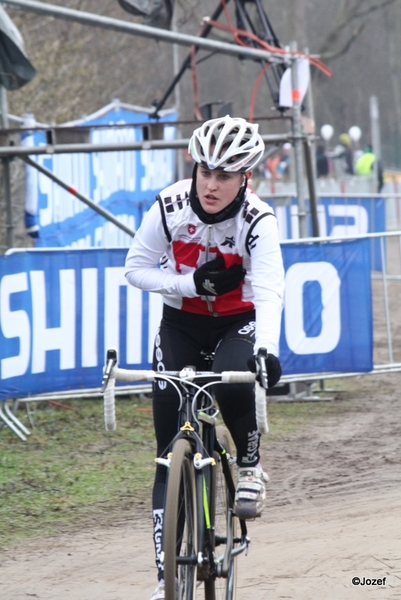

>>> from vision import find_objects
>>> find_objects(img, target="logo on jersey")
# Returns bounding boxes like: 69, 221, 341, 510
188, 224, 197, 235
238, 321, 256, 336
242, 430, 260, 464
155, 332, 167, 390
247, 233, 259, 250
153, 509, 164, 569
222, 236, 235, 248
202, 279, 217, 295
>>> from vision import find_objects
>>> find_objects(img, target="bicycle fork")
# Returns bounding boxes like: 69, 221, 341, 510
194, 453, 215, 570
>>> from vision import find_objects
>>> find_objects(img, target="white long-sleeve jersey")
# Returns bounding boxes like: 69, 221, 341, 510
125, 179, 284, 356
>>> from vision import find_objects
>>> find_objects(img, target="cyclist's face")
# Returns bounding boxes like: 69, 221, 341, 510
196, 166, 249, 214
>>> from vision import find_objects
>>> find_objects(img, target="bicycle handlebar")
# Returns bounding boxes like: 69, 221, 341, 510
109, 366, 257, 383
103, 363, 268, 434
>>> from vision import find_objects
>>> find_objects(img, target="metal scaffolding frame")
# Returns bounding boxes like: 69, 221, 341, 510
0, 0, 317, 248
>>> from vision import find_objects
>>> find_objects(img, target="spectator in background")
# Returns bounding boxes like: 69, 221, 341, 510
316, 144, 329, 178
277, 142, 291, 180
265, 152, 280, 180
330, 133, 354, 177
265, 143, 291, 181
355, 144, 384, 192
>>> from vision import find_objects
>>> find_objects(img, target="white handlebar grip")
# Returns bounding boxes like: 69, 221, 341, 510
104, 376, 116, 431
255, 383, 268, 434
221, 371, 255, 383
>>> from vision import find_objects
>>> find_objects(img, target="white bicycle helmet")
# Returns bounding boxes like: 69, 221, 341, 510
188, 115, 265, 172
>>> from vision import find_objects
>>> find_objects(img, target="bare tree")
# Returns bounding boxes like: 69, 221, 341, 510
317, 0, 400, 61
7, 0, 175, 123
384, 2, 401, 164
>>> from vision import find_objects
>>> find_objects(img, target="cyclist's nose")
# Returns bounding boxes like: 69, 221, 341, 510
206, 175, 217, 191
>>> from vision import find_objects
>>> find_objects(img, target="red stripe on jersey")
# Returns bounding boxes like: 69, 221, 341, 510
172, 240, 253, 316
181, 294, 254, 316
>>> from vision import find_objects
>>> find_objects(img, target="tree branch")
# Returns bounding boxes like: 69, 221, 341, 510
320, 23, 365, 61
317, 0, 400, 60
352, 0, 400, 20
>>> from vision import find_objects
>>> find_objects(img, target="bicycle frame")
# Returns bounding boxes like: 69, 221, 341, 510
155, 369, 250, 579
101, 349, 266, 598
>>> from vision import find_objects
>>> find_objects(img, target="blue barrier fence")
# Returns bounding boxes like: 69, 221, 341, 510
0, 239, 373, 400
267, 195, 385, 271
23, 102, 177, 247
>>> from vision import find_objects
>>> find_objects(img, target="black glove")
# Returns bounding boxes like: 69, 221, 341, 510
193, 256, 246, 297
248, 348, 282, 389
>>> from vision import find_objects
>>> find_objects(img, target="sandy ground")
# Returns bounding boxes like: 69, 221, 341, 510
1, 372, 400, 600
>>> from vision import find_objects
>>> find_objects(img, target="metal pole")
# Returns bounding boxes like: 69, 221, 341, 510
20, 155, 136, 238
370, 95, 381, 193
290, 42, 307, 238
303, 139, 319, 236
0, 133, 291, 158
380, 235, 393, 362
303, 46, 319, 237
0, 84, 13, 249
1, 0, 284, 63
172, 11, 184, 181
304, 47, 317, 181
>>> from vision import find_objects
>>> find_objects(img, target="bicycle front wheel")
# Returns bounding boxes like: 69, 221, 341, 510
204, 425, 238, 600
164, 438, 198, 600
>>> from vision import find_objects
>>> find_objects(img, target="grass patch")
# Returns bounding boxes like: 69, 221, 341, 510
0, 396, 156, 548
0, 390, 344, 548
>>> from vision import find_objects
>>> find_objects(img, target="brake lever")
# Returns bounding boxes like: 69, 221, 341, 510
101, 348, 117, 393
255, 349, 269, 390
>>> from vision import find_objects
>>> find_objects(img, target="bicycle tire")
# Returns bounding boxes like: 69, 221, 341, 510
164, 438, 198, 600
204, 425, 237, 600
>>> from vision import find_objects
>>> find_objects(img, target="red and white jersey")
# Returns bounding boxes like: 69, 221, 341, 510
125, 179, 284, 355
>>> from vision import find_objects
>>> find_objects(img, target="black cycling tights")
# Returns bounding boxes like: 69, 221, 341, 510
151, 306, 261, 537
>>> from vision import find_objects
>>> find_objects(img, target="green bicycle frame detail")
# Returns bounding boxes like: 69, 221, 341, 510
203, 475, 212, 530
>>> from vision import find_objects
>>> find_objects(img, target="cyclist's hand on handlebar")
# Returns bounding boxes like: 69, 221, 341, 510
248, 348, 282, 389
193, 256, 246, 296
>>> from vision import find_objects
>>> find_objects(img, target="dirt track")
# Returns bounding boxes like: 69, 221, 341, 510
1, 373, 400, 599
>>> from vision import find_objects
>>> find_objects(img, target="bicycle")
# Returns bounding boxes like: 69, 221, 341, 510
101, 348, 269, 600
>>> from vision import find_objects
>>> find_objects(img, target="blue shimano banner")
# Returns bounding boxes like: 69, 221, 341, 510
280, 238, 373, 374
0, 249, 163, 400
270, 196, 385, 239
0, 239, 373, 399
268, 196, 385, 271
22, 102, 176, 248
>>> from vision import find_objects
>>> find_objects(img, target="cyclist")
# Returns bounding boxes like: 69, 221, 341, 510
125, 115, 285, 600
